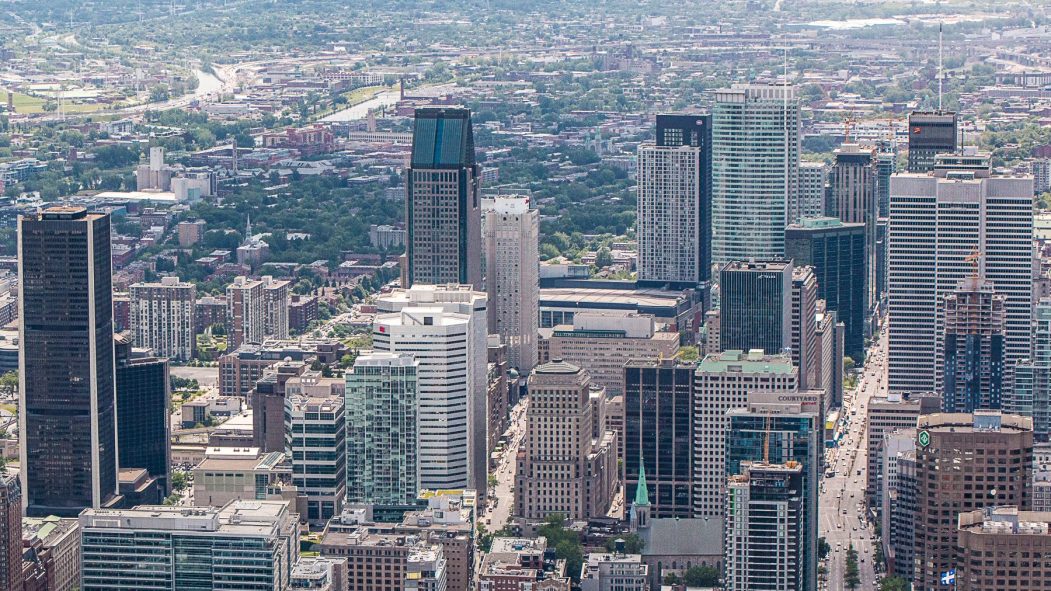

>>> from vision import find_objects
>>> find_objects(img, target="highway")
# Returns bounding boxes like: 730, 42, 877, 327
820, 330, 887, 591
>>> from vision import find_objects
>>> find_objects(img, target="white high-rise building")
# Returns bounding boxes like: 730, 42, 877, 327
711, 83, 800, 265
798, 162, 827, 221
692, 350, 797, 518
285, 388, 346, 523
637, 143, 702, 283
482, 196, 539, 373
887, 157, 1033, 393
129, 276, 197, 361
375, 285, 487, 491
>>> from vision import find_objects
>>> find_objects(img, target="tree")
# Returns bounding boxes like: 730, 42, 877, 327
171, 471, 190, 492
879, 576, 909, 591
605, 533, 645, 554
843, 356, 856, 373
682, 565, 719, 587
819, 537, 830, 559
595, 246, 613, 268
845, 544, 861, 589
677, 346, 699, 362
538, 514, 585, 581
0, 371, 17, 398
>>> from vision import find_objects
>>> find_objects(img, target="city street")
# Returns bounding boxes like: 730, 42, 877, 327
821, 329, 887, 591
481, 397, 529, 533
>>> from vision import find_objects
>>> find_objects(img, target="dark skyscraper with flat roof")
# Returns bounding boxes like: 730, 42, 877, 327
907, 111, 958, 173
623, 358, 694, 518
115, 335, 172, 495
406, 107, 482, 289
18, 207, 120, 516
719, 260, 792, 356
785, 217, 866, 362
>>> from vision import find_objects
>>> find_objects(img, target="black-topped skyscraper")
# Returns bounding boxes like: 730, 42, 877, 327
18, 207, 121, 516
406, 107, 482, 289
906, 111, 957, 173
636, 114, 712, 290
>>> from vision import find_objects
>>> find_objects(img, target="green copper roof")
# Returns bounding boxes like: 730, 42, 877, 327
696, 350, 795, 374
634, 458, 650, 507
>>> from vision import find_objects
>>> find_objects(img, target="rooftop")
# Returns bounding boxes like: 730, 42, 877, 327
697, 349, 795, 375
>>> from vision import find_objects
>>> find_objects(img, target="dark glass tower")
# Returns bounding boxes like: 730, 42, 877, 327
115, 335, 172, 495
719, 260, 792, 355
623, 358, 694, 518
785, 217, 866, 362
406, 107, 482, 289
907, 111, 958, 173
19, 207, 120, 516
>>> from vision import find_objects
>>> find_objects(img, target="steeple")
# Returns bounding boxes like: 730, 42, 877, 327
629, 456, 651, 531
245, 214, 252, 241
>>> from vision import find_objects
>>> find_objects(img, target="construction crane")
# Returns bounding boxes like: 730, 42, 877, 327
965, 248, 983, 278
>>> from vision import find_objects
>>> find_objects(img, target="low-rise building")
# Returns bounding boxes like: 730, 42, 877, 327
580, 551, 649, 591
478, 537, 570, 591
192, 447, 298, 509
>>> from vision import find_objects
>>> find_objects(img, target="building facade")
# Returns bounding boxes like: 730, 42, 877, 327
798, 162, 827, 221
938, 276, 1006, 413
0, 473, 20, 591
514, 360, 618, 520
19, 207, 120, 516
711, 84, 800, 264
406, 107, 483, 289
956, 507, 1051, 591
482, 195, 539, 373
829, 144, 878, 312
129, 276, 196, 361
285, 390, 346, 523
719, 260, 792, 356
115, 338, 172, 495
906, 111, 958, 173
345, 352, 419, 505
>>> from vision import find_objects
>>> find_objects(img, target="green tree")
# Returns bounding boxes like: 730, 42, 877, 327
818, 537, 830, 559
845, 544, 860, 589
0, 371, 17, 398
879, 576, 909, 591
171, 471, 190, 492
677, 346, 699, 362
594, 246, 613, 268
605, 533, 645, 554
682, 565, 719, 587
843, 356, 856, 373
538, 514, 585, 581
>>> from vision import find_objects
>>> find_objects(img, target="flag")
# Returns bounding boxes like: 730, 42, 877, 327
941, 569, 956, 585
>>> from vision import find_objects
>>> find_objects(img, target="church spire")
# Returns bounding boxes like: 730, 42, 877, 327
634, 457, 650, 507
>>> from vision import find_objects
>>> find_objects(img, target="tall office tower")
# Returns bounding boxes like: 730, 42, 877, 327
545, 312, 679, 396
830, 144, 878, 312
956, 507, 1051, 591
726, 400, 821, 591
814, 303, 845, 410
906, 111, 958, 173
226, 276, 264, 349
285, 389, 346, 523
345, 352, 419, 505
724, 462, 806, 591
406, 107, 482, 289
115, 336, 172, 495
623, 358, 695, 518
888, 159, 1033, 393
881, 431, 917, 579
865, 392, 940, 508
711, 84, 800, 264
375, 285, 488, 491
913, 412, 1033, 590
876, 150, 895, 218
262, 276, 290, 340
637, 113, 712, 288
0, 473, 21, 591
19, 207, 120, 516
798, 162, 828, 220
514, 360, 617, 520
80, 501, 298, 591
937, 276, 1006, 413
693, 350, 798, 518
785, 217, 866, 361
791, 265, 818, 391
719, 260, 792, 355
1009, 299, 1051, 440
482, 196, 539, 373
129, 276, 196, 361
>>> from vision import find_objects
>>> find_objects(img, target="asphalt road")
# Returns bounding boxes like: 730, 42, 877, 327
820, 330, 887, 591
481, 397, 528, 533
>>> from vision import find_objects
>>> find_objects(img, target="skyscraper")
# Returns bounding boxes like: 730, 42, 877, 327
374, 286, 487, 491
406, 107, 482, 289
482, 195, 539, 373
719, 260, 792, 356
913, 412, 1033, 590
345, 352, 420, 505
711, 84, 800, 264
906, 111, 958, 173
623, 358, 694, 518
0, 473, 21, 591
129, 276, 196, 361
1008, 298, 1051, 441
514, 360, 617, 520
724, 462, 806, 591
637, 113, 712, 287
798, 162, 828, 220
785, 217, 866, 361
19, 206, 120, 516
888, 158, 1033, 393
791, 265, 818, 391
938, 276, 1006, 413
693, 350, 797, 518
226, 275, 264, 349
115, 336, 172, 495
726, 400, 821, 591
829, 144, 878, 312
285, 388, 346, 523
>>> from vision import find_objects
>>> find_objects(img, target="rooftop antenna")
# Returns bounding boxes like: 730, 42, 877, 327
938, 22, 944, 112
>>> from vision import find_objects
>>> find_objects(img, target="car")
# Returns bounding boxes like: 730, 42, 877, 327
853, 526, 857, 531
